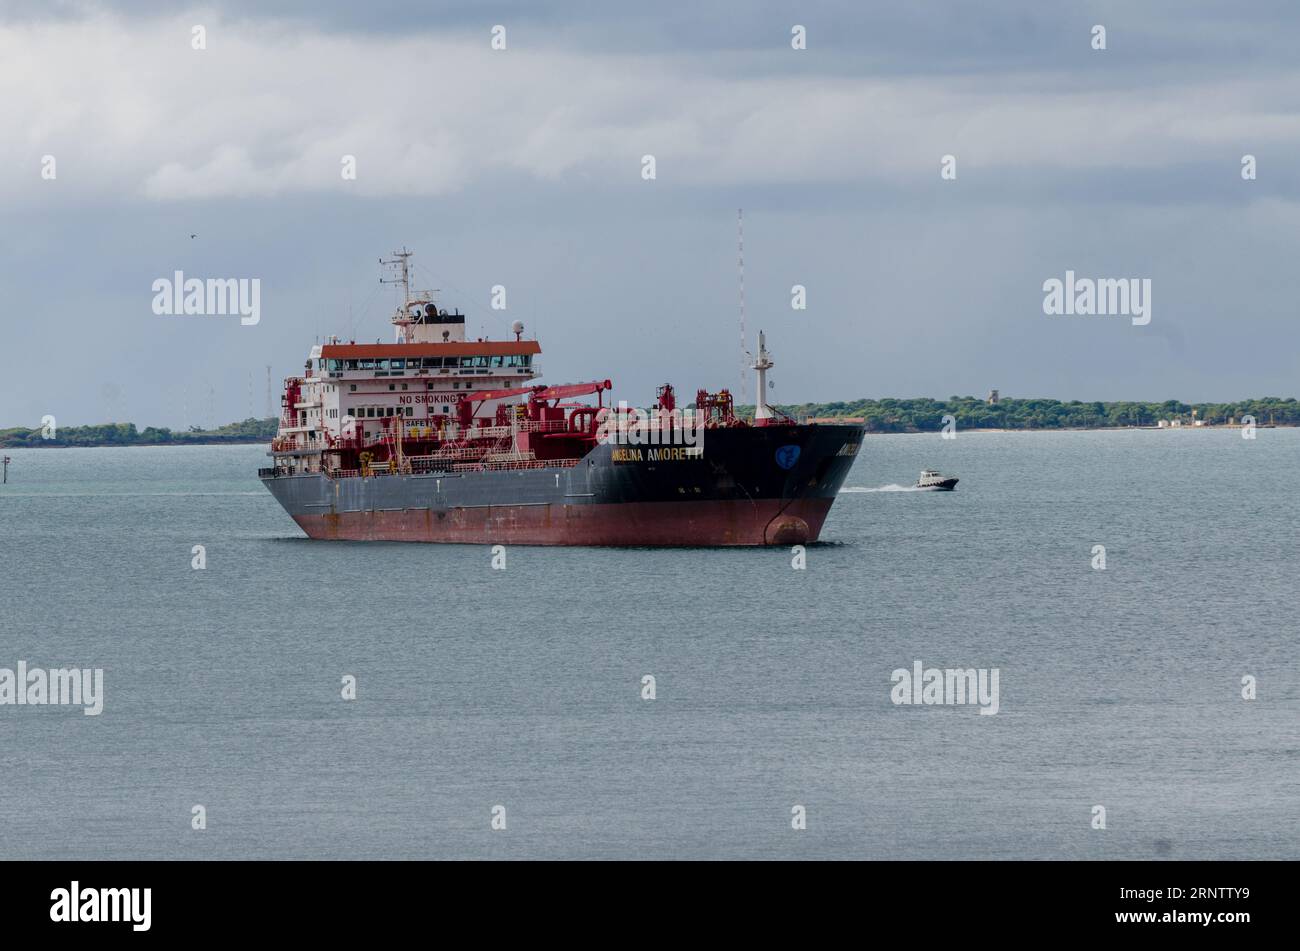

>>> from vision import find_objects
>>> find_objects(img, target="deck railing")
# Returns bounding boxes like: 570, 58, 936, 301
323, 455, 582, 479
517, 419, 570, 433
451, 457, 580, 472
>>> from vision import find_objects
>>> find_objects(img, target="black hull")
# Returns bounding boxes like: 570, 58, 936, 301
261, 423, 865, 545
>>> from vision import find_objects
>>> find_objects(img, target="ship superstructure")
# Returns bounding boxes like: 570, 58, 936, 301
271, 248, 547, 476
261, 250, 864, 545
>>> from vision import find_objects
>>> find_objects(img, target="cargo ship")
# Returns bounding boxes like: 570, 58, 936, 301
259, 250, 864, 545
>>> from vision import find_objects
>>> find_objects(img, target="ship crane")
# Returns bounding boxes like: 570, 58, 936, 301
456, 379, 612, 422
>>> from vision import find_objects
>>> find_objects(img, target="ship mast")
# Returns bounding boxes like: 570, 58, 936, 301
381, 248, 414, 342
380, 248, 412, 306
752, 330, 774, 424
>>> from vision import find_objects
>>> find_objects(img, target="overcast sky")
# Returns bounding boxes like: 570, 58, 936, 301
3, 1, 1299, 428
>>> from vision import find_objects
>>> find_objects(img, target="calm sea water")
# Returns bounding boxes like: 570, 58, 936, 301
1, 431, 1296, 860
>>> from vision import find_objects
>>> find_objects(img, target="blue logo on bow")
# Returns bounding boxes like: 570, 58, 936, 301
775, 445, 801, 470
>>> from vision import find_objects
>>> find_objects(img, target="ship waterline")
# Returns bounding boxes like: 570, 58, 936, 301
288, 498, 837, 546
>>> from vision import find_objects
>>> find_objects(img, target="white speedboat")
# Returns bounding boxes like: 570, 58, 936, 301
917, 469, 958, 490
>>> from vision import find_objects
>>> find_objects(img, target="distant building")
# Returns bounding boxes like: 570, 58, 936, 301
987, 389, 1000, 405
1157, 419, 1169, 428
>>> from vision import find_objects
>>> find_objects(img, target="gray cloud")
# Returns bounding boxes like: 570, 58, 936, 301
2, 2, 1298, 428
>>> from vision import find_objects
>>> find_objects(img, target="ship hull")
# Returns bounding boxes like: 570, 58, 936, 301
261, 423, 864, 546
289, 497, 836, 546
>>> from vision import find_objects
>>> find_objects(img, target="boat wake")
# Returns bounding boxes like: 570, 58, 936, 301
840, 484, 935, 493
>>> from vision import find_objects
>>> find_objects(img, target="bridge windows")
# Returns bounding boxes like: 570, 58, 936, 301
354, 406, 416, 418
326, 352, 533, 375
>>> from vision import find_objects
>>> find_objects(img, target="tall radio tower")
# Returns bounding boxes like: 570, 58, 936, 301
738, 208, 747, 403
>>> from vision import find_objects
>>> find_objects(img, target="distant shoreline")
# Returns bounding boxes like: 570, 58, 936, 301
0, 419, 277, 450
4, 425, 1296, 450
868, 426, 1294, 436
1, 438, 271, 449
4, 402, 1296, 448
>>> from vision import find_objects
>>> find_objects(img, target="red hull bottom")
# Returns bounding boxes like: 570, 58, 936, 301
293, 498, 836, 546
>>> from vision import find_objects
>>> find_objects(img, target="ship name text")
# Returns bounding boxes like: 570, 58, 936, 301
611, 446, 704, 463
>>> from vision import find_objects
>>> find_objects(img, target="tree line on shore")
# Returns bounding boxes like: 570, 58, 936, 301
0, 417, 279, 448
756, 396, 1300, 433
4, 397, 1298, 446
